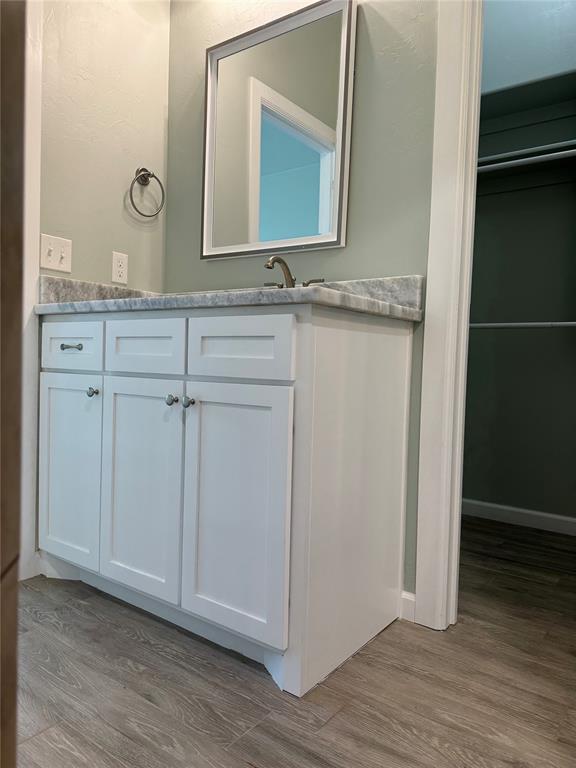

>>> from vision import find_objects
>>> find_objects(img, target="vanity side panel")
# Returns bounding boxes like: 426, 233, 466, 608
265, 305, 316, 694
303, 307, 412, 691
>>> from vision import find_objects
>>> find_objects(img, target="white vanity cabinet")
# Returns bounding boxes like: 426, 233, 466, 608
39, 314, 295, 647
38, 303, 414, 696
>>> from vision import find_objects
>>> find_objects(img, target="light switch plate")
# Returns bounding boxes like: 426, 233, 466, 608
40, 234, 72, 273
112, 251, 128, 284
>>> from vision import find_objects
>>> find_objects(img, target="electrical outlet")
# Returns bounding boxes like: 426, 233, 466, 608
112, 251, 128, 284
40, 234, 72, 273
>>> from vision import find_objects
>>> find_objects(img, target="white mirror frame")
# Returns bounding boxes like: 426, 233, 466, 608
201, 0, 357, 260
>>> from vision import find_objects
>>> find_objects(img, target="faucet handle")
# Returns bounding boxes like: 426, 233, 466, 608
264, 281, 284, 289
302, 278, 325, 288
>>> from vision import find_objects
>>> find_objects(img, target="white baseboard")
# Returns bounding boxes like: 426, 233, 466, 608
462, 499, 576, 537
400, 590, 416, 622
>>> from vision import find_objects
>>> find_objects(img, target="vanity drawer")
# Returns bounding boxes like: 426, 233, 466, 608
42, 321, 103, 371
188, 315, 295, 380
106, 318, 186, 374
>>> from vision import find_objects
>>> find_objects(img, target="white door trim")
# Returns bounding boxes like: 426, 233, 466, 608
414, 0, 483, 629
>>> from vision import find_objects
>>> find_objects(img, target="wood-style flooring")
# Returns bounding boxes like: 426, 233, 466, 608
17, 518, 576, 767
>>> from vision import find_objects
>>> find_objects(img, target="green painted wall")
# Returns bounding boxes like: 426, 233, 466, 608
164, 0, 438, 592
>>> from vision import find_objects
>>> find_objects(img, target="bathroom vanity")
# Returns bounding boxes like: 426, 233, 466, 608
35, 276, 422, 695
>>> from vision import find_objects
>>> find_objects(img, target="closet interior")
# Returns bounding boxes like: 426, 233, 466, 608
463, 71, 576, 528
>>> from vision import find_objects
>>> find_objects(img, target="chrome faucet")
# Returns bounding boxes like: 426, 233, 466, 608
264, 255, 296, 288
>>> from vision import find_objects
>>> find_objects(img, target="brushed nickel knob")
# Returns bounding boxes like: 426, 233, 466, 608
87, 387, 99, 398
182, 396, 196, 409
165, 394, 179, 406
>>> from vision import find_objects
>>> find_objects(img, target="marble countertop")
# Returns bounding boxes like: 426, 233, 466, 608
35, 275, 424, 322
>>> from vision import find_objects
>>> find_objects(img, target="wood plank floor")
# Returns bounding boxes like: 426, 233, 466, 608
17, 518, 576, 767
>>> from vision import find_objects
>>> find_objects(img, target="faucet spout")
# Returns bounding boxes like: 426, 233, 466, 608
264, 256, 296, 288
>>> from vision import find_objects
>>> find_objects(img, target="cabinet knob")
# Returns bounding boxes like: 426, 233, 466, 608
165, 394, 179, 406
86, 387, 99, 398
182, 396, 196, 409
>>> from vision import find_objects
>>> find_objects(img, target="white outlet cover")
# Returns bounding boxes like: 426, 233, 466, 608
112, 251, 128, 284
40, 234, 72, 273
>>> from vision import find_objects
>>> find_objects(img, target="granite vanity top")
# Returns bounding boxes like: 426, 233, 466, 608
35, 275, 424, 322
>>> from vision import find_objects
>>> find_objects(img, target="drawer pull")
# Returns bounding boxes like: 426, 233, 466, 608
60, 342, 83, 351
86, 387, 100, 398
182, 396, 196, 409
165, 394, 179, 406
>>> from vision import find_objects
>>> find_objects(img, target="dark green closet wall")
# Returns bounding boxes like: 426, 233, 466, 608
463, 75, 576, 520
465, 328, 576, 517
471, 164, 576, 323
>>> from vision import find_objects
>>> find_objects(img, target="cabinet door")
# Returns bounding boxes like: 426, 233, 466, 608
100, 377, 184, 604
39, 372, 103, 571
181, 382, 293, 650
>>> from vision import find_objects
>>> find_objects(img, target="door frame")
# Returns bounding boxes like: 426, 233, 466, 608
414, 0, 483, 629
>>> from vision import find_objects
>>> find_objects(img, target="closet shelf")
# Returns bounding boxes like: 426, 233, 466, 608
470, 322, 576, 329
478, 139, 576, 173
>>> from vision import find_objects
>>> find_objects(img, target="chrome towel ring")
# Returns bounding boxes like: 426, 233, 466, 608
129, 167, 165, 217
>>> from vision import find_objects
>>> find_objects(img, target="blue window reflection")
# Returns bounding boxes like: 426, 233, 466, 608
259, 109, 332, 242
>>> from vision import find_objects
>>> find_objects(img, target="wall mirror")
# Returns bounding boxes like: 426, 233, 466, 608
202, 0, 356, 259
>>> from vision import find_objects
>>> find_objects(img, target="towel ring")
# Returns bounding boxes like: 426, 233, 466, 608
129, 167, 165, 217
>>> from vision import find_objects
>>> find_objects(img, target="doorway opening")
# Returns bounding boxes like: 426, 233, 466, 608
458, 2, 576, 651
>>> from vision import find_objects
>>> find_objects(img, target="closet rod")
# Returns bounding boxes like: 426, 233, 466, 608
470, 322, 576, 329
479, 139, 576, 166
477, 148, 576, 173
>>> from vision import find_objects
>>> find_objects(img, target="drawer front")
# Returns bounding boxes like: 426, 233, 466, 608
188, 315, 295, 380
42, 321, 103, 371
106, 318, 186, 374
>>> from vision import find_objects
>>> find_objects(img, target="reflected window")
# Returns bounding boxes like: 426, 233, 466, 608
248, 78, 336, 245
259, 108, 334, 242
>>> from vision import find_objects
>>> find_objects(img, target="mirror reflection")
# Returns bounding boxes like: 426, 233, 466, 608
204, 1, 355, 258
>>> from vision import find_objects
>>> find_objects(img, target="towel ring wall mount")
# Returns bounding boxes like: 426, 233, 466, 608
129, 167, 165, 217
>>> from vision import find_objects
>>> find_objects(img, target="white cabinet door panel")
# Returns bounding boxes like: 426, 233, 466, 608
39, 372, 103, 570
100, 377, 184, 603
181, 382, 293, 649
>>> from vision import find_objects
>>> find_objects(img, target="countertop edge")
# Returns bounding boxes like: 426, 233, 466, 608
34, 275, 424, 322
35, 287, 422, 322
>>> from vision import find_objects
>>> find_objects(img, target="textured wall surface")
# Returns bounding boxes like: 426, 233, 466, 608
165, 0, 438, 591
41, 0, 170, 291
483, 0, 576, 93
